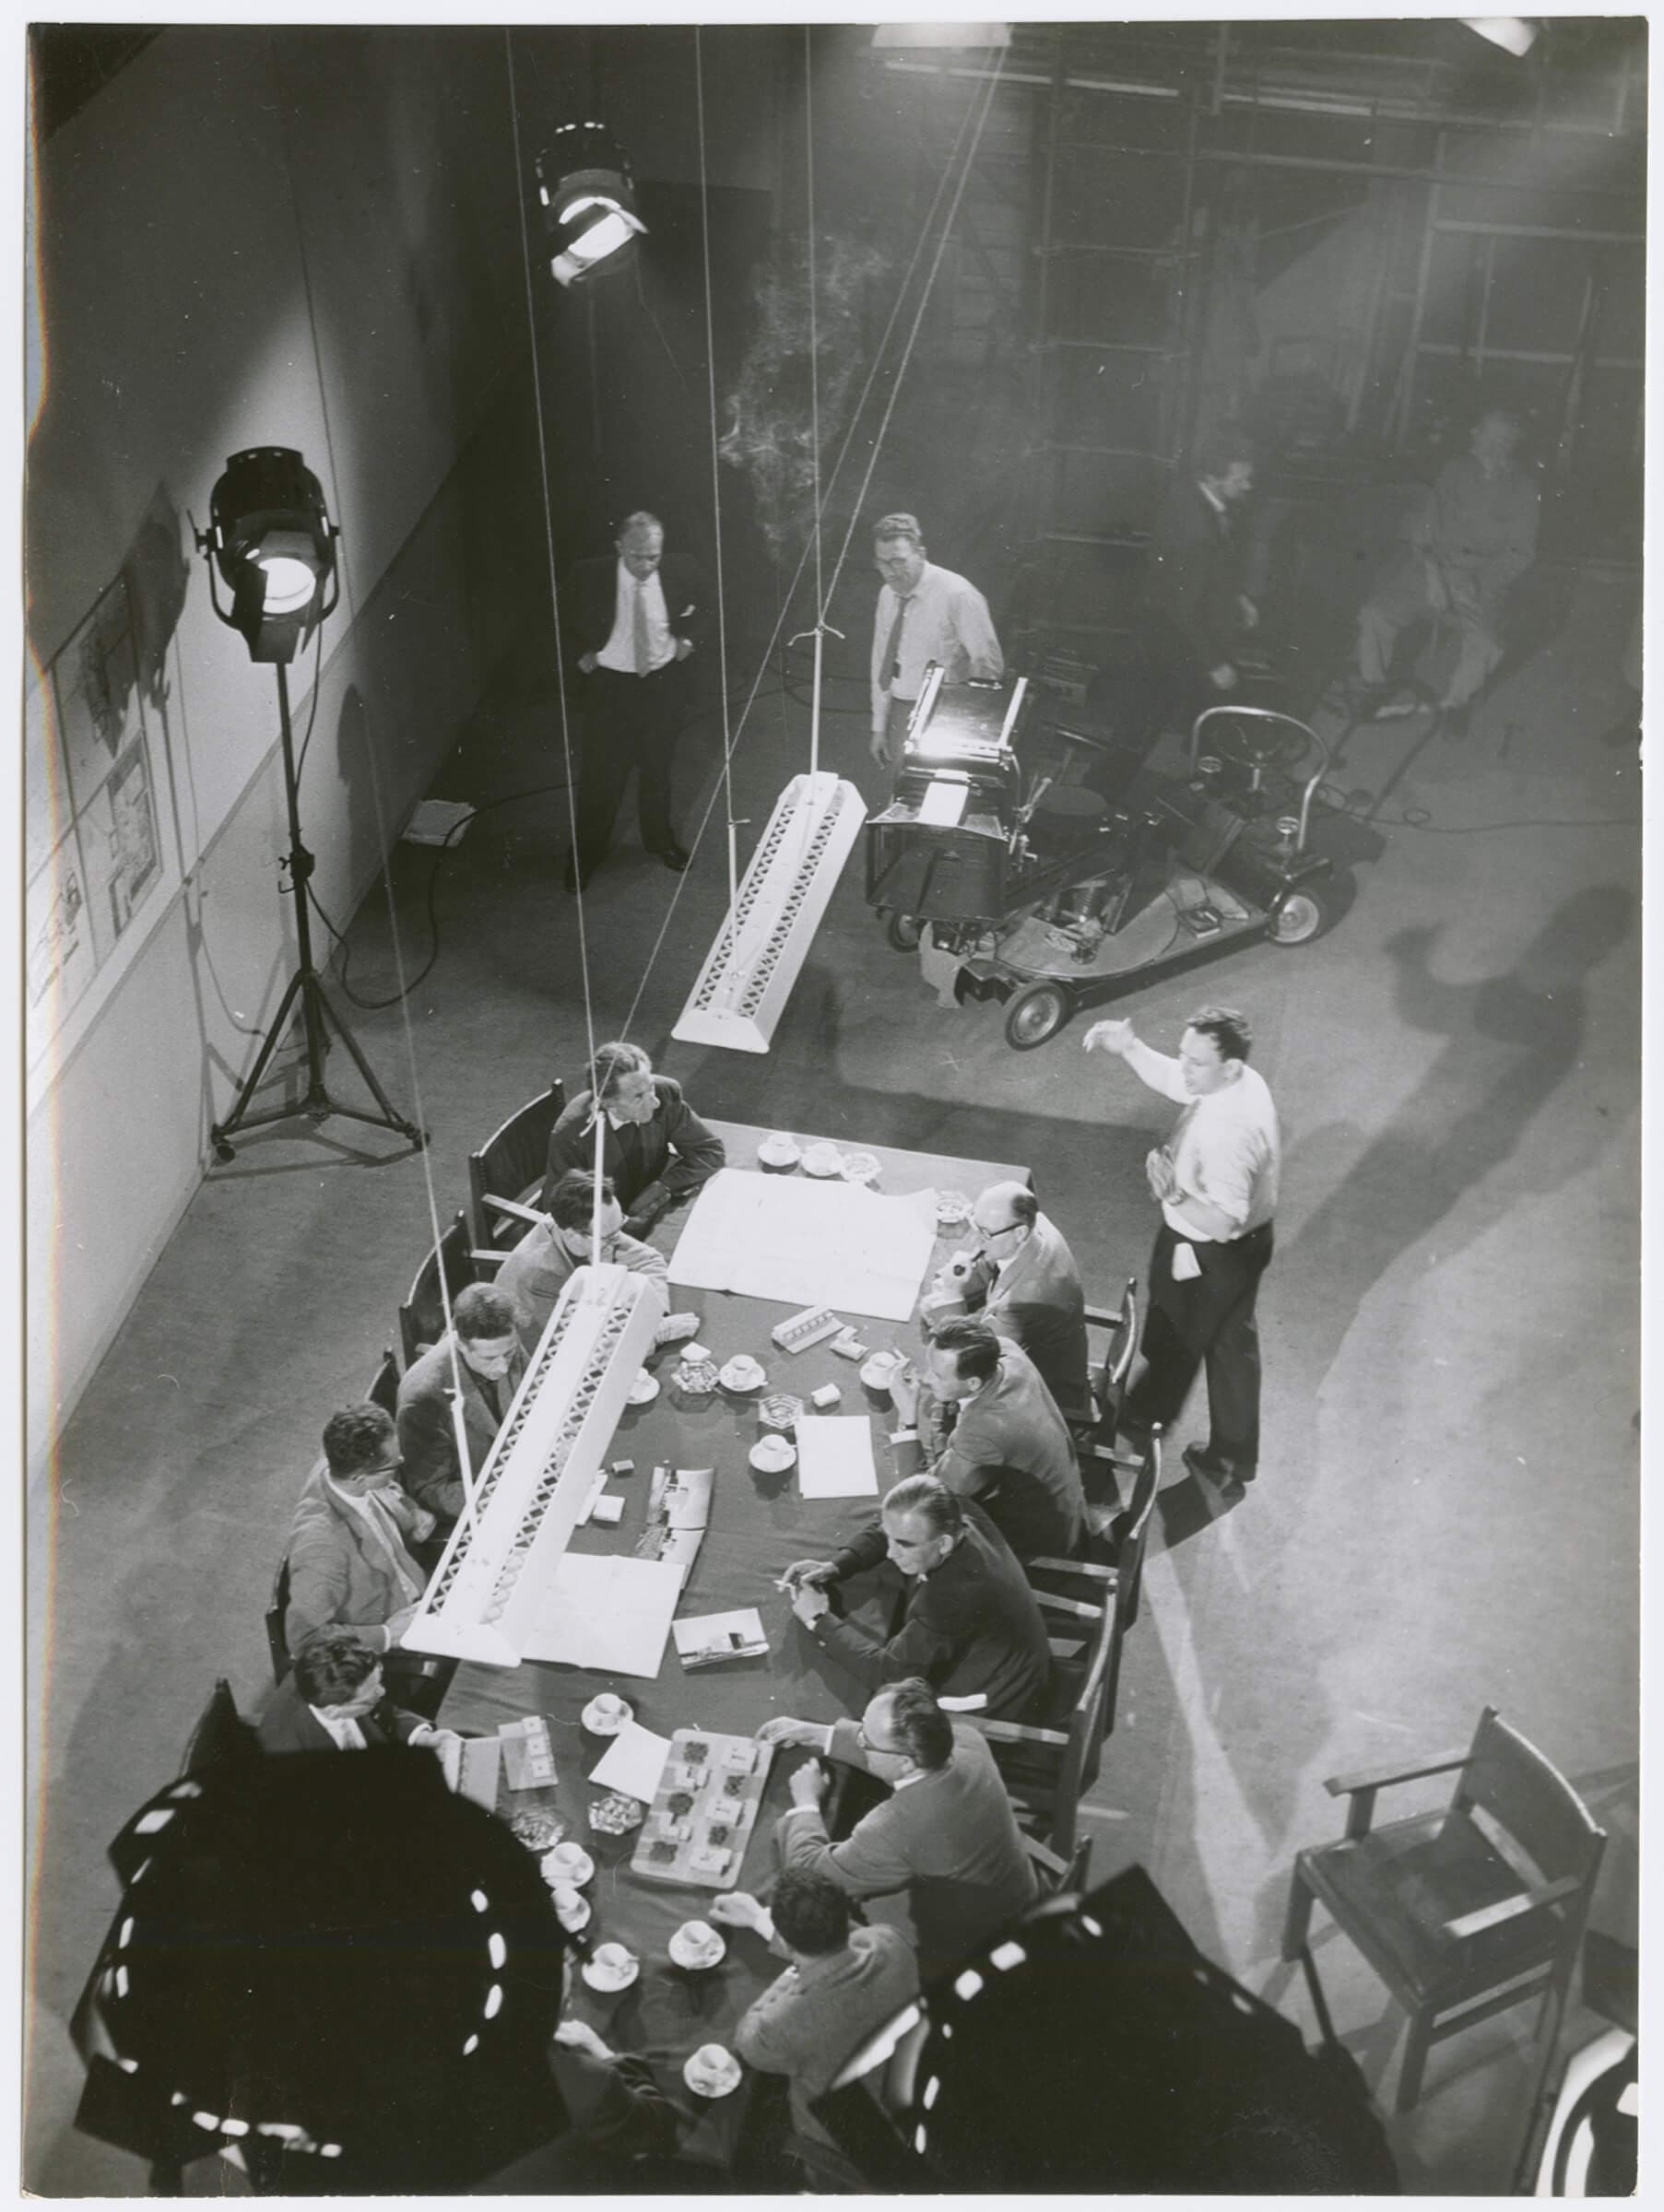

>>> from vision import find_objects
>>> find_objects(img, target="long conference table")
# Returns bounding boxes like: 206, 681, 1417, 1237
440, 1118, 1031, 2164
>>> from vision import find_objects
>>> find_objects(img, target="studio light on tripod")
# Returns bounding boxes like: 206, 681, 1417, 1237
198, 446, 338, 663
537, 122, 646, 288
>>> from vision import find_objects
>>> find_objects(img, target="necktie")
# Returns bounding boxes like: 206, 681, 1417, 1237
633, 578, 652, 676
880, 594, 909, 689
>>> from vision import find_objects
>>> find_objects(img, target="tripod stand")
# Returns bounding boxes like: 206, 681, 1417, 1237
210, 660, 425, 1162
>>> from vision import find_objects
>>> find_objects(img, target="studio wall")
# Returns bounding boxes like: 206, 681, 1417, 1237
25, 27, 547, 1475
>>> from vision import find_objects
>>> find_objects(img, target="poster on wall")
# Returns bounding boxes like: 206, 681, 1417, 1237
25, 566, 182, 1106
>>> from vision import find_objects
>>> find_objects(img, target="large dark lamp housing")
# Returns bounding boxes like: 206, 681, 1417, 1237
537, 123, 646, 288
199, 447, 338, 663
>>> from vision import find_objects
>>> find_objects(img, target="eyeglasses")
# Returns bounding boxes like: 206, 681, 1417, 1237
976, 1218, 1022, 1242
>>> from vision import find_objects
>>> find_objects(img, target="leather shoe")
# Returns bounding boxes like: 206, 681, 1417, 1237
651, 842, 691, 874
1183, 1441, 1255, 1486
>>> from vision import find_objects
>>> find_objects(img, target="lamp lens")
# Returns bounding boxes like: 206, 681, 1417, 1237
257, 555, 318, 614
568, 209, 635, 265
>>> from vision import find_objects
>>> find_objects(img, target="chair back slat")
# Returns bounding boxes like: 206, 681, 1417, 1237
266, 1555, 292, 1683
397, 1210, 476, 1369
466, 1082, 566, 1250
1102, 1427, 1162, 1735
1457, 1706, 1607, 1886
367, 1347, 400, 1419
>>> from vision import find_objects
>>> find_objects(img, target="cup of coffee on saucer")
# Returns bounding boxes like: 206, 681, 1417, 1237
583, 1942, 639, 1993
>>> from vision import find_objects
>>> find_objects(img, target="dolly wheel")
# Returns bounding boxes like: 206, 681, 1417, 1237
1005, 982, 1072, 1051
1269, 883, 1333, 947
885, 910, 924, 953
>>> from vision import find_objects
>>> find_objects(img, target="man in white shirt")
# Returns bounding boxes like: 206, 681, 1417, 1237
1084, 1006, 1280, 1488
869, 512, 1003, 769
563, 511, 705, 888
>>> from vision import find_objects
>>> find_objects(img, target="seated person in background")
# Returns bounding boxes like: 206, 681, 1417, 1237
781, 1473, 1050, 1720
759, 1678, 1040, 1980
927, 1182, 1092, 1427
716, 1867, 919, 2181
497, 1170, 669, 1355
258, 1626, 444, 1753
540, 1039, 724, 1235
890, 1318, 1084, 1562
1356, 405, 1538, 725
396, 1282, 527, 1532
285, 1404, 432, 1662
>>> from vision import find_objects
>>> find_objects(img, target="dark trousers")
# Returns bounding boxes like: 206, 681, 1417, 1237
572, 664, 687, 869
1125, 1219, 1273, 1471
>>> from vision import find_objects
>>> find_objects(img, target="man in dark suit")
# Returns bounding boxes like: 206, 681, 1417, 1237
395, 1282, 528, 1534
1084, 423, 1257, 795
539, 1039, 724, 1235
760, 1678, 1040, 1979
561, 510, 706, 888
781, 1474, 1050, 1720
257, 1627, 438, 1752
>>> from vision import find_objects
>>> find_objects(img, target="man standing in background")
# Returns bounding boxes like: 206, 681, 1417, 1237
869, 512, 1003, 768
563, 510, 705, 888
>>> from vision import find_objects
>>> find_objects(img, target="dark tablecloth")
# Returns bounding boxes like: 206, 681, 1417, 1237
442, 1123, 1029, 2160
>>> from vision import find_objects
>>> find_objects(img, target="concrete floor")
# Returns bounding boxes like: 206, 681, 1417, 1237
26, 574, 1640, 2194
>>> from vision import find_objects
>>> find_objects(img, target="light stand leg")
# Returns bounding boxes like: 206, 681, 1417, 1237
210, 660, 426, 1162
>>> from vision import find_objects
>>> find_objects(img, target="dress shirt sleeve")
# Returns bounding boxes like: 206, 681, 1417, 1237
952, 582, 1004, 681
871, 586, 895, 734
395, 1389, 465, 1523
1122, 1039, 1191, 1103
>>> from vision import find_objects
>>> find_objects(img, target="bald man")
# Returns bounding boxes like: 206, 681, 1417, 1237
927, 1182, 1092, 1426
563, 511, 707, 889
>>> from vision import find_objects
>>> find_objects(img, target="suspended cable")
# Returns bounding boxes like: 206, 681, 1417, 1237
694, 28, 739, 912
803, 27, 828, 785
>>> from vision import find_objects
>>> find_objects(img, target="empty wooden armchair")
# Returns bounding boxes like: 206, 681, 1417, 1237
1282, 1705, 1605, 2113
466, 1082, 567, 1253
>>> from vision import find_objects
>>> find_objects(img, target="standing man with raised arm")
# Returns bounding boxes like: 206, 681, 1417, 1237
1084, 1007, 1280, 1490
562, 510, 705, 889
868, 512, 1003, 769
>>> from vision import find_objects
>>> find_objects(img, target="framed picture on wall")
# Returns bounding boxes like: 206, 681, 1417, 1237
53, 571, 146, 815
78, 738, 163, 960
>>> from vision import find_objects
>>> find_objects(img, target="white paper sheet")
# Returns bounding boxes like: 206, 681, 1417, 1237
672, 1608, 770, 1667
670, 1168, 936, 1321
522, 1552, 686, 1677
586, 1720, 674, 1802
796, 1415, 880, 1500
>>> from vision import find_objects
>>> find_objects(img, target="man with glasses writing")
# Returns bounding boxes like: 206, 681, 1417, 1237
753, 1677, 1039, 1977
868, 512, 1003, 770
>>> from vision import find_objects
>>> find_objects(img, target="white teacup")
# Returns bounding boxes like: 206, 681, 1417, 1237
590, 1941, 634, 1982
691, 2041, 731, 2080
588, 1693, 627, 1726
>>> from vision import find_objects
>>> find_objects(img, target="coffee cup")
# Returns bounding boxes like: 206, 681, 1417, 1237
591, 1942, 633, 1981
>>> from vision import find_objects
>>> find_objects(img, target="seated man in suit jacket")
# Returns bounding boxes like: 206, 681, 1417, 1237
928, 1182, 1092, 1428
562, 509, 706, 888
286, 1404, 432, 1660
889, 1318, 1084, 1562
761, 1678, 1039, 1980
258, 1626, 441, 1752
781, 1474, 1049, 1721
540, 1039, 724, 1235
396, 1282, 527, 1533
497, 1170, 669, 1356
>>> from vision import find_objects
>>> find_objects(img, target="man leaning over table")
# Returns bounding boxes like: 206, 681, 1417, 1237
750, 1677, 1039, 1980
781, 1472, 1049, 1721
926, 1179, 1092, 1427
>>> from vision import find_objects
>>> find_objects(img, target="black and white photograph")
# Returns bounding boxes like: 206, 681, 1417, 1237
22, 10, 1645, 2197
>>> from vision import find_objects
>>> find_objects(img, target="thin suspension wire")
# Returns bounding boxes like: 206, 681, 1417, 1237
617, 75, 990, 1041
694, 28, 738, 912
505, 29, 605, 1248
803, 27, 826, 783
817, 51, 1007, 618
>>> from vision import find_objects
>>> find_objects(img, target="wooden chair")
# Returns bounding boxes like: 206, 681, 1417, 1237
1081, 1275, 1139, 1445
1033, 1426, 1162, 1701
366, 1346, 401, 1419
1282, 1705, 1606, 2113
979, 1618, 1116, 1861
266, 1554, 293, 1683
397, 1208, 477, 1369
466, 1081, 566, 1253
179, 1677, 260, 1778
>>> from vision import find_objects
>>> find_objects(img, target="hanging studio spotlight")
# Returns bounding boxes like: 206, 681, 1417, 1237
198, 446, 338, 664
537, 122, 646, 288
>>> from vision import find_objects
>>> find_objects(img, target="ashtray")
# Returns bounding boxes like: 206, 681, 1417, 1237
840, 1150, 881, 1185
588, 1793, 645, 1836
759, 1393, 802, 1432
935, 1188, 972, 1229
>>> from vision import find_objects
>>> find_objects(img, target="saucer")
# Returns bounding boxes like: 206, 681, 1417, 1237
860, 1354, 901, 1393
801, 1145, 844, 1179
720, 1359, 766, 1393
749, 1436, 797, 1474
541, 1843, 595, 1888
627, 1371, 659, 1406
583, 1950, 640, 1994
840, 1149, 881, 1185
757, 1135, 801, 1169
552, 1887, 591, 1934
668, 1923, 726, 1971
682, 2047, 742, 2098
582, 1696, 633, 1736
